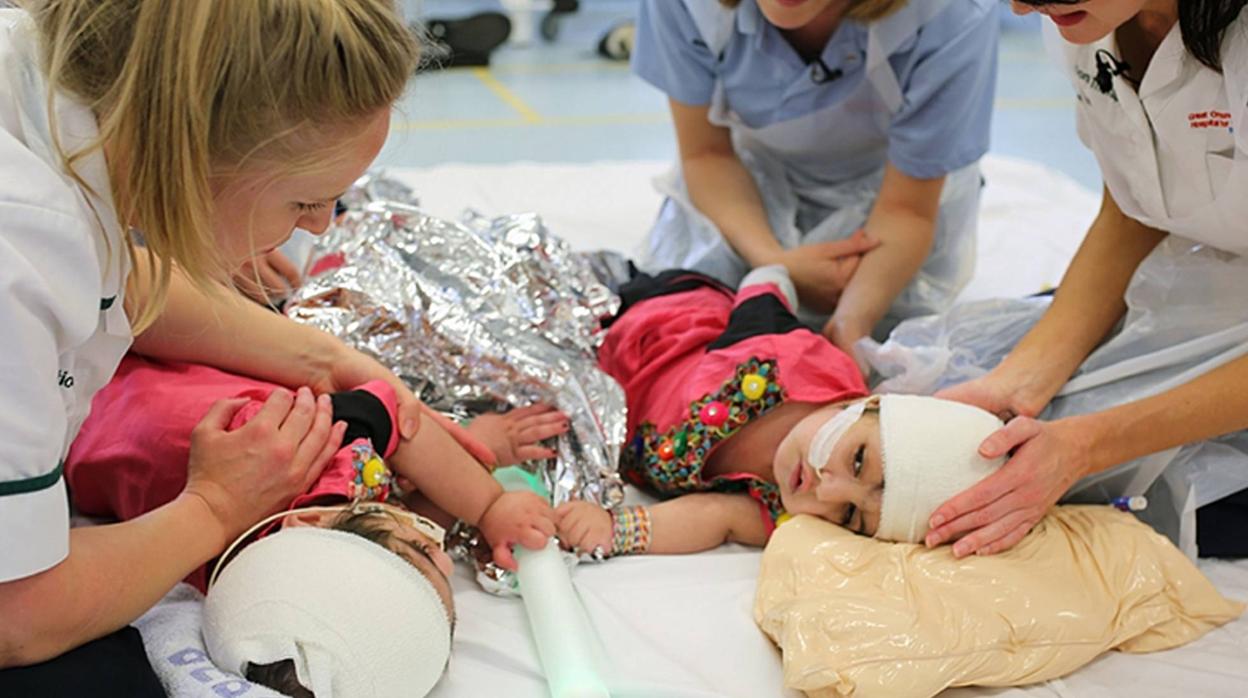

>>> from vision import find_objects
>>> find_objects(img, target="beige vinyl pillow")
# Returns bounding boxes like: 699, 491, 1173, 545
754, 506, 1244, 698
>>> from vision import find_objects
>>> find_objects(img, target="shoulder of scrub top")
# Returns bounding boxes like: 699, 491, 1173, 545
0, 131, 111, 340
631, 0, 719, 107
885, 0, 1000, 180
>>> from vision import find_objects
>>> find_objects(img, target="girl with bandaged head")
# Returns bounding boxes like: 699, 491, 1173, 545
556, 267, 1004, 555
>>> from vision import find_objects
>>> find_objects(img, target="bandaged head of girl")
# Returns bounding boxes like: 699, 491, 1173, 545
809, 395, 1005, 543
203, 525, 452, 698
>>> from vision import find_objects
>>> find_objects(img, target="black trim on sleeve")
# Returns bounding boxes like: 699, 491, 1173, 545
706, 293, 805, 352
604, 269, 731, 329
329, 390, 393, 452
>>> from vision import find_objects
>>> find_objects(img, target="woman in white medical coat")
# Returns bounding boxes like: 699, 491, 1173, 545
633, 0, 999, 352
0, 1, 423, 691
927, 0, 1248, 559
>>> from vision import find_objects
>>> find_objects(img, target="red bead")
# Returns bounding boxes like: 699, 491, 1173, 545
699, 401, 729, 428
658, 441, 676, 461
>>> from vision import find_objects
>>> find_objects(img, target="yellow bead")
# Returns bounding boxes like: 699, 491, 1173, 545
742, 373, 768, 401
776, 512, 793, 527
362, 456, 389, 488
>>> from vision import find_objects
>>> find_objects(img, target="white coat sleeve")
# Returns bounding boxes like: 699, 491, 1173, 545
0, 203, 94, 583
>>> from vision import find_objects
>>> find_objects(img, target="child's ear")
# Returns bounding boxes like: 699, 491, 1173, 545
281, 508, 340, 530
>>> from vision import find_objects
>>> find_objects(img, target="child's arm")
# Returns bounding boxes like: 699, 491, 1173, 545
556, 493, 768, 556
389, 418, 555, 570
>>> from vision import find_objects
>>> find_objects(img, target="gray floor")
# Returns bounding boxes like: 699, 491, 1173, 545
380, 2, 1102, 191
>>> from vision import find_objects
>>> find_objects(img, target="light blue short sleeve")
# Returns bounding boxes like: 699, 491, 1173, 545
887, 3, 999, 179
631, 0, 719, 106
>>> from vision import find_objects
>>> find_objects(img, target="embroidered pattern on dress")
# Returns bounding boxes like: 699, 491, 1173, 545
622, 357, 786, 522
349, 441, 392, 503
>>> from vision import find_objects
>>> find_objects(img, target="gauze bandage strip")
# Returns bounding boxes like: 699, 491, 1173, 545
808, 399, 869, 473
877, 395, 1006, 543
203, 525, 451, 698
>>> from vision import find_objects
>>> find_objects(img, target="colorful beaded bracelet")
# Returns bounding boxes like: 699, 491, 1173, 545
611, 505, 652, 556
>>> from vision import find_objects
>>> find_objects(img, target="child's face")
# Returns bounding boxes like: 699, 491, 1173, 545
773, 401, 884, 535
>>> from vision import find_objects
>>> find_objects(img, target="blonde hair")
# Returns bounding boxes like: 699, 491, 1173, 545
718, 0, 908, 21
25, 0, 420, 331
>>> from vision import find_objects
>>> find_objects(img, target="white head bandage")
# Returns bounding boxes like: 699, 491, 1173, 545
876, 395, 1005, 543
203, 522, 452, 698
807, 399, 870, 471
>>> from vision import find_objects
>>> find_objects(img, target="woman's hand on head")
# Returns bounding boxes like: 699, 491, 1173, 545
935, 369, 1048, 424
467, 405, 570, 467
233, 249, 302, 305
768, 231, 879, 315
924, 416, 1093, 557
183, 387, 346, 545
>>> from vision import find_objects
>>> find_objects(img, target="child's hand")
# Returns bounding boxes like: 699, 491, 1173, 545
555, 501, 613, 557
467, 405, 570, 468
477, 491, 557, 571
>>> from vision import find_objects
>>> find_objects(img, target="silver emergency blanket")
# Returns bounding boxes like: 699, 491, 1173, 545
861, 236, 1248, 558
284, 174, 627, 588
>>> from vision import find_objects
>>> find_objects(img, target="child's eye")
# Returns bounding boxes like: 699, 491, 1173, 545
852, 445, 865, 478
295, 201, 329, 212
842, 502, 856, 528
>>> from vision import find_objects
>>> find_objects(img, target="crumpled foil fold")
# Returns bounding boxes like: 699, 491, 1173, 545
285, 173, 626, 593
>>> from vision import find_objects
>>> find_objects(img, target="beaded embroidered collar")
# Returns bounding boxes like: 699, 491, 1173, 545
621, 357, 786, 523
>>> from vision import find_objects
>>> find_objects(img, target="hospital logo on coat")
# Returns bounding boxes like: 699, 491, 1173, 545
1189, 111, 1232, 130
57, 369, 74, 389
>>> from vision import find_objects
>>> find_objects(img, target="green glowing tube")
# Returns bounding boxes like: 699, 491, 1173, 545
494, 466, 611, 698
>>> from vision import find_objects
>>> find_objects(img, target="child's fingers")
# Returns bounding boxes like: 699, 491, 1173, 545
508, 404, 558, 419
532, 515, 557, 538
571, 519, 594, 551
518, 527, 548, 551
514, 445, 558, 462
492, 543, 518, 572
519, 420, 570, 444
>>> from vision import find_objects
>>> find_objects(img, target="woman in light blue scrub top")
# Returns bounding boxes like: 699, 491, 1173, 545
633, 0, 999, 356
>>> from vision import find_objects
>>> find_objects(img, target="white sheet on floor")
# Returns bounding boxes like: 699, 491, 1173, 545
141, 157, 1248, 698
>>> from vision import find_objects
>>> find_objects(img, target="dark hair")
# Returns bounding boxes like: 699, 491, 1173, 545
238, 511, 402, 698
245, 660, 314, 698
1017, 0, 1247, 72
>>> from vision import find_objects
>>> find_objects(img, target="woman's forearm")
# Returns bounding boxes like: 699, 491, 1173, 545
683, 151, 782, 268
128, 255, 342, 388
999, 188, 1167, 404
831, 165, 943, 336
0, 494, 225, 667
1075, 352, 1248, 478
832, 207, 935, 335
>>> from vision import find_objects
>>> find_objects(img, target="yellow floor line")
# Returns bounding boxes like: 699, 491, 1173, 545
394, 100, 1071, 132
471, 68, 542, 123
394, 112, 670, 131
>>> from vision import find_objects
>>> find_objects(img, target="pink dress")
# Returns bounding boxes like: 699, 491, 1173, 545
598, 271, 868, 533
65, 354, 491, 591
